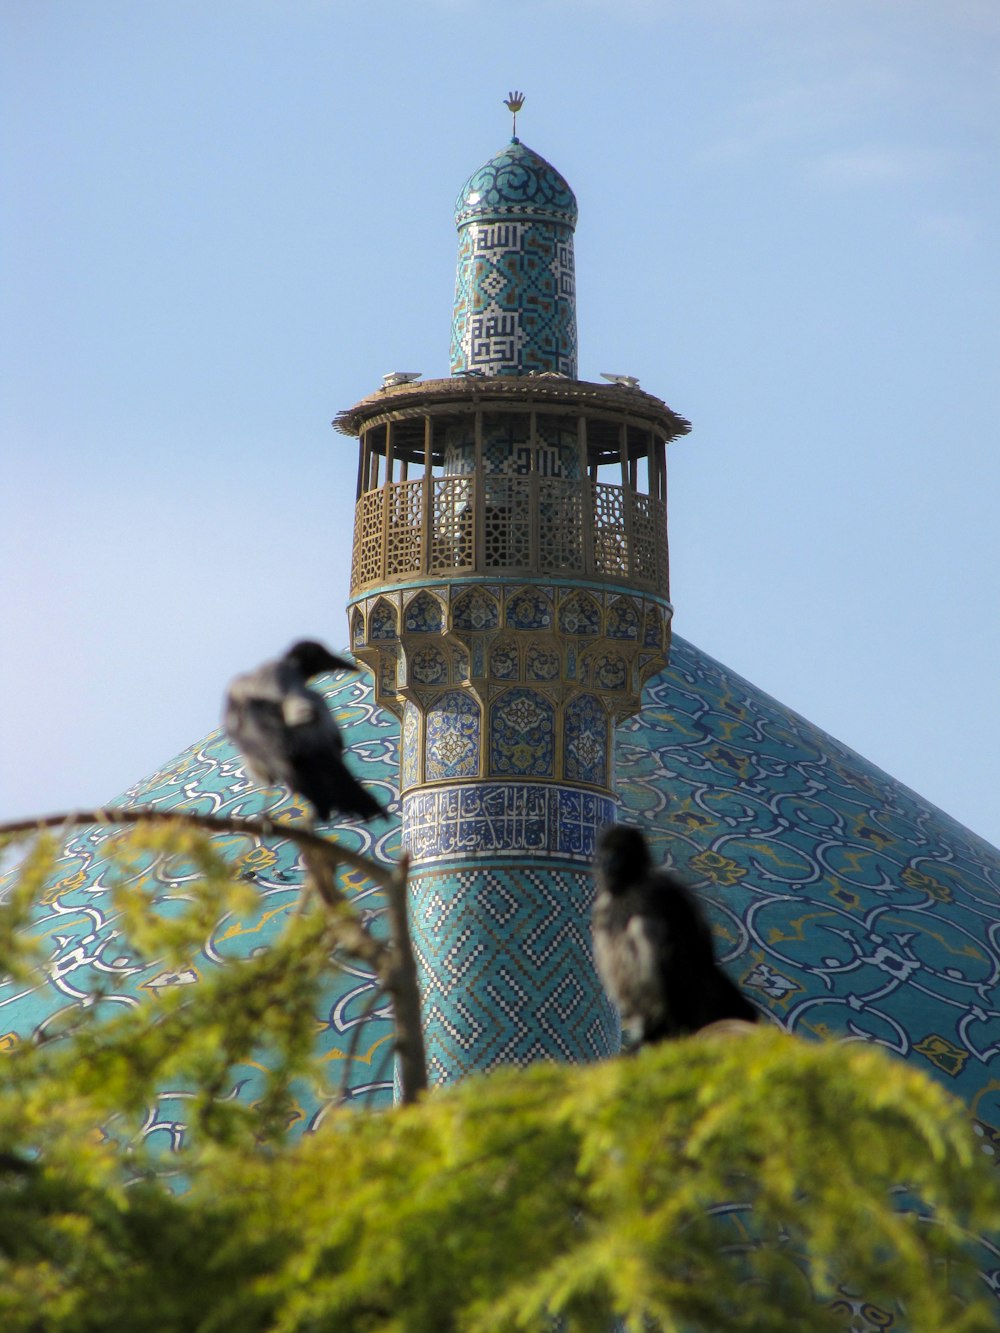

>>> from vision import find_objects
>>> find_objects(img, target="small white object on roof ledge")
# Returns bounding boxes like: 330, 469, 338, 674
382, 371, 422, 388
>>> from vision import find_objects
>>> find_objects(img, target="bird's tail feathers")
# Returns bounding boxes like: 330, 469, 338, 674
308, 770, 388, 824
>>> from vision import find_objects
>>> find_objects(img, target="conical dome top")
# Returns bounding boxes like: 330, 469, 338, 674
454, 138, 578, 227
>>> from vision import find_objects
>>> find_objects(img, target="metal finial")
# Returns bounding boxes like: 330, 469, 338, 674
504, 90, 525, 139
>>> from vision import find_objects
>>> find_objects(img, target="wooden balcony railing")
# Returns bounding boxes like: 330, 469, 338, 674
350, 475, 667, 595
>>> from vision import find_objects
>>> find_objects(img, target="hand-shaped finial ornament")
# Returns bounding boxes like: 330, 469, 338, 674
504, 91, 525, 138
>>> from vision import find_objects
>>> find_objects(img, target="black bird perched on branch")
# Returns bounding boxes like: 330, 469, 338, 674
592, 825, 757, 1045
224, 640, 387, 823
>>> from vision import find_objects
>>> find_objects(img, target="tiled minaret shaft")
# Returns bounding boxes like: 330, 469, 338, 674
336, 137, 690, 1088
450, 138, 578, 378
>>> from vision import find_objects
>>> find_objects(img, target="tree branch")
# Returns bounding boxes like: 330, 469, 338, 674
0, 806, 429, 1103
383, 855, 427, 1105
0, 807, 394, 888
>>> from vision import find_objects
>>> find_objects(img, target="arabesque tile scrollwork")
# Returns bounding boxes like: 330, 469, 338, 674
0, 671, 402, 1132
616, 637, 1000, 1135
564, 693, 610, 787
3, 643, 999, 1149
452, 586, 499, 632
424, 691, 481, 782
490, 688, 556, 778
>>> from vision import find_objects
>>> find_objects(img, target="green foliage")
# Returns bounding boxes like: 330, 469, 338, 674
0, 822, 996, 1332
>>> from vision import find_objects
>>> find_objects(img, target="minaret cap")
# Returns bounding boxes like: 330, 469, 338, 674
450, 103, 579, 378
453, 139, 578, 227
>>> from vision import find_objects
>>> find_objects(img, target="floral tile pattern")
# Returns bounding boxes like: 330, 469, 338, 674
424, 690, 481, 782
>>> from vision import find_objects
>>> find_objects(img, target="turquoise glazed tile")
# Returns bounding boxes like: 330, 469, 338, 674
4, 642, 1000, 1145
450, 140, 578, 378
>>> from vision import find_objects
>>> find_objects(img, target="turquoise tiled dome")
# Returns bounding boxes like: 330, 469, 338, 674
4, 638, 999, 1148
454, 139, 578, 226
0, 671, 403, 1123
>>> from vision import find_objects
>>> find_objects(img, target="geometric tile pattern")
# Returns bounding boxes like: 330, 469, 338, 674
450, 139, 578, 378
408, 862, 619, 1083
440, 416, 584, 481
401, 783, 617, 864
535, 416, 583, 479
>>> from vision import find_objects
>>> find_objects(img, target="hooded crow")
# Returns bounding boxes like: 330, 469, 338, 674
592, 825, 757, 1044
224, 640, 387, 822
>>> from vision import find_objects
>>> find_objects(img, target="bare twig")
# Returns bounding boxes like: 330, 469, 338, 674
382, 855, 427, 1105
303, 849, 427, 1102
0, 807, 395, 889
302, 847, 388, 971
338, 985, 389, 1104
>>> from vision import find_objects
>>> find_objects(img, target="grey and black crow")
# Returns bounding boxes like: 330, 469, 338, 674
592, 825, 757, 1044
224, 640, 387, 822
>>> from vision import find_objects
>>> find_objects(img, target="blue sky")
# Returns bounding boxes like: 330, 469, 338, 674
3, 0, 999, 846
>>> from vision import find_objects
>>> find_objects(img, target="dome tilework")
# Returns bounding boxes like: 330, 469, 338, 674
0, 672, 402, 1127
619, 637, 1000, 1137
3, 640, 1000, 1145
454, 139, 578, 226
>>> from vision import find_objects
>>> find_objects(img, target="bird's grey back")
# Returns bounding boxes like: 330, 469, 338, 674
224, 658, 338, 781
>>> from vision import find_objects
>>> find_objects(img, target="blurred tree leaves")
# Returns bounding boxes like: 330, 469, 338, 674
0, 821, 996, 1332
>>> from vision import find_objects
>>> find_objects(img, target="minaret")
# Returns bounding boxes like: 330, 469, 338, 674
336, 110, 690, 1087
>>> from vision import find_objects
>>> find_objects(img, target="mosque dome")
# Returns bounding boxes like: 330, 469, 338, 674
3, 124, 999, 1289
454, 139, 578, 227
4, 640, 999, 1147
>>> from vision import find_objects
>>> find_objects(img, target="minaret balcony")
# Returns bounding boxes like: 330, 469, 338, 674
350, 471, 668, 595
337, 378, 690, 600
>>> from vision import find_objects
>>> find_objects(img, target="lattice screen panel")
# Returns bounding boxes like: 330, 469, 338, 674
630, 494, 658, 587
484, 476, 532, 570
353, 490, 384, 588
429, 478, 474, 574
386, 481, 424, 578
592, 483, 628, 577
353, 473, 667, 592
538, 479, 584, 573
